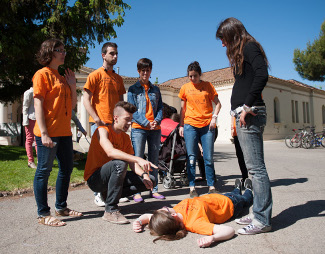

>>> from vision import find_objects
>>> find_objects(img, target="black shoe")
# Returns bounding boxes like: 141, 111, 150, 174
244, 178, 253, 191
190, 189, 199, 198
235, 179, 242, 194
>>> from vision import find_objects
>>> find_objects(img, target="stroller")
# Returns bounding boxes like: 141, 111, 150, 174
158, 124, 188, 189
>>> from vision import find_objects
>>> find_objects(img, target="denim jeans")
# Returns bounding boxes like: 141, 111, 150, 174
90, 123, 97, 137
236, 108, 273, 227
131, 128, 161, 193
87, 160, 155, 212
223, 188, 253, 218
183, 124, 215, 187
34, 136, 73, 217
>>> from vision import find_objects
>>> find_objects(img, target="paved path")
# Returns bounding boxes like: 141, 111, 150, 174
1, 141, 324, 254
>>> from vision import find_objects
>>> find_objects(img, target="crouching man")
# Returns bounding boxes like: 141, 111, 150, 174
84, 101, 156, 224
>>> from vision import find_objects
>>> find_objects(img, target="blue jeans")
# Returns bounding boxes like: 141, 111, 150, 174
131, 128, 161, 193
87, 160, 156, 212
34, 136, 73, 217
183, 124, 216, 187
224, 188, 253, 218
236, 108, 273, 227
90, 123, 97, 137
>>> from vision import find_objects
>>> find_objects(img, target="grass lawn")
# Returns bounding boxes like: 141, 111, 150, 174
0, 145, 85, 192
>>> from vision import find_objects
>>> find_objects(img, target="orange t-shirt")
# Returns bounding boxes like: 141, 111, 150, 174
233, 117, 237, 136
84, 67, 126, 124
173, 194, 234, 235
132, 84, 160, 130
33, 67, 72, 137
178, 81, 218, 128
84, 125, 134, 181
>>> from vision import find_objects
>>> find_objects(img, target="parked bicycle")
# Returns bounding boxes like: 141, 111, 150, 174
285, 127, 309, 148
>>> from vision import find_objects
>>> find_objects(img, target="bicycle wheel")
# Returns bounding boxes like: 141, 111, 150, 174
285, 136, 294, 148
321, 136, 325, 148
302, 136, 313, 149
291, 135, 301, 148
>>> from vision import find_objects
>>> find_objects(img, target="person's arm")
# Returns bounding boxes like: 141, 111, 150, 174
98, 127, 157, 173
34, 96, 54, 148
179, 100, 186, 137
197, 225, 235, 248
154, 87, 163, 125
209, 95, 222, 130
133, 213, 153, 233
65, 69, 77, 109
127, 88, 150, 127
22, 90, 32, 126
83, 89, 106, 126
129, 162, 153, 191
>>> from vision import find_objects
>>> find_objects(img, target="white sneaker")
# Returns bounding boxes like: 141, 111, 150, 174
94, 193, 105, 207
119, 197, 129, 203
235, 215, 253, 225
237, 224, 272, 235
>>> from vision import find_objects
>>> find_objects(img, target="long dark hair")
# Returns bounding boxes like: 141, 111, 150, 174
216, 17, 269, 75
148, 210, 187, 243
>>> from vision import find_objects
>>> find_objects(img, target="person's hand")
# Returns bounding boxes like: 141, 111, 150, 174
95, 118, 106, 127
133, 220, 143, 233
137, 158, 157, 173
142, 174, 153, 190
65, 68, 76, 87
179, 126, 184, 137
209, 117, 217, 130
197, 235, 214, 248
239, 110, 256, 127
41, 133, 54, 148
149, 121, 157, 130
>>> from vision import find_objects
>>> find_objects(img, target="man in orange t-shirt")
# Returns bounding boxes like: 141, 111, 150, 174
83, 42, 126, 136
84, 101, 157, 224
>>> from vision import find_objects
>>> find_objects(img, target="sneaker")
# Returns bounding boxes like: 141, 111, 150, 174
119, 197, 129, 203
190, 189, 199, 198
235, 215, 253, 225
102, 211, 130, 224
235, 179, 242, 193
237, 223, 272, 235
94, 193, 105, 207
28, 162, 37, 169
244, 178, 253, 190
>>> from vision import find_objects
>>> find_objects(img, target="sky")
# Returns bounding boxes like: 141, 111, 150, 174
85, 0, 325, 88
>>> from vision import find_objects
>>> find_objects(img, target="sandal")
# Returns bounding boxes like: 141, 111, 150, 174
38, 216, 66, 227
55, 208, 83, 217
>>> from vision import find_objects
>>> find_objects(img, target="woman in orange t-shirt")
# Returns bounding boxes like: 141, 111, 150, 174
179, 61, 221, 198
133, 180, 253, 248
127, 58, 164, 202
33, 39, 82, 227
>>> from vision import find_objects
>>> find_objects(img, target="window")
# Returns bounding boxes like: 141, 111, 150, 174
291, 100, 299, 123
274, 97, 280, 123
302, 102, 310, 123
322, 105, 325, 124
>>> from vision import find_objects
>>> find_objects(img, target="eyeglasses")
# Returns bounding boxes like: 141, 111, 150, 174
53, 49, 67, 55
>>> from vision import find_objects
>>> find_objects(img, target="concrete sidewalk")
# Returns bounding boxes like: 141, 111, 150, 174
1, 141, 324, 254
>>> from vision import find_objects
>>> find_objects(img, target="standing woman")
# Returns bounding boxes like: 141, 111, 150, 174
216, 17, 272, 235
179, 61, 221, 198
128, 58, 165, 202
33, 39, 82, 227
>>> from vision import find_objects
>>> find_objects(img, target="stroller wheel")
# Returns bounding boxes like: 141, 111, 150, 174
180, 175, 189, 186
163, 176, 175, 189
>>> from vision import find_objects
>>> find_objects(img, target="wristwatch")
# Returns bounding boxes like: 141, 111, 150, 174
243, 105, 256, 113
212, 114, 218, 119
141, 172, 148, 179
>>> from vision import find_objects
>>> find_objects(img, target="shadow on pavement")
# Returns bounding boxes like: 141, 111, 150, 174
272, 200, 325, 232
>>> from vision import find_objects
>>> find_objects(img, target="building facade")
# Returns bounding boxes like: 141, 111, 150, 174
1, 66, 325, 145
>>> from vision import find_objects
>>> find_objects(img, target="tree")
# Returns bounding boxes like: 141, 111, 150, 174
293, 21, 325, 82
0, 0, 130, 103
